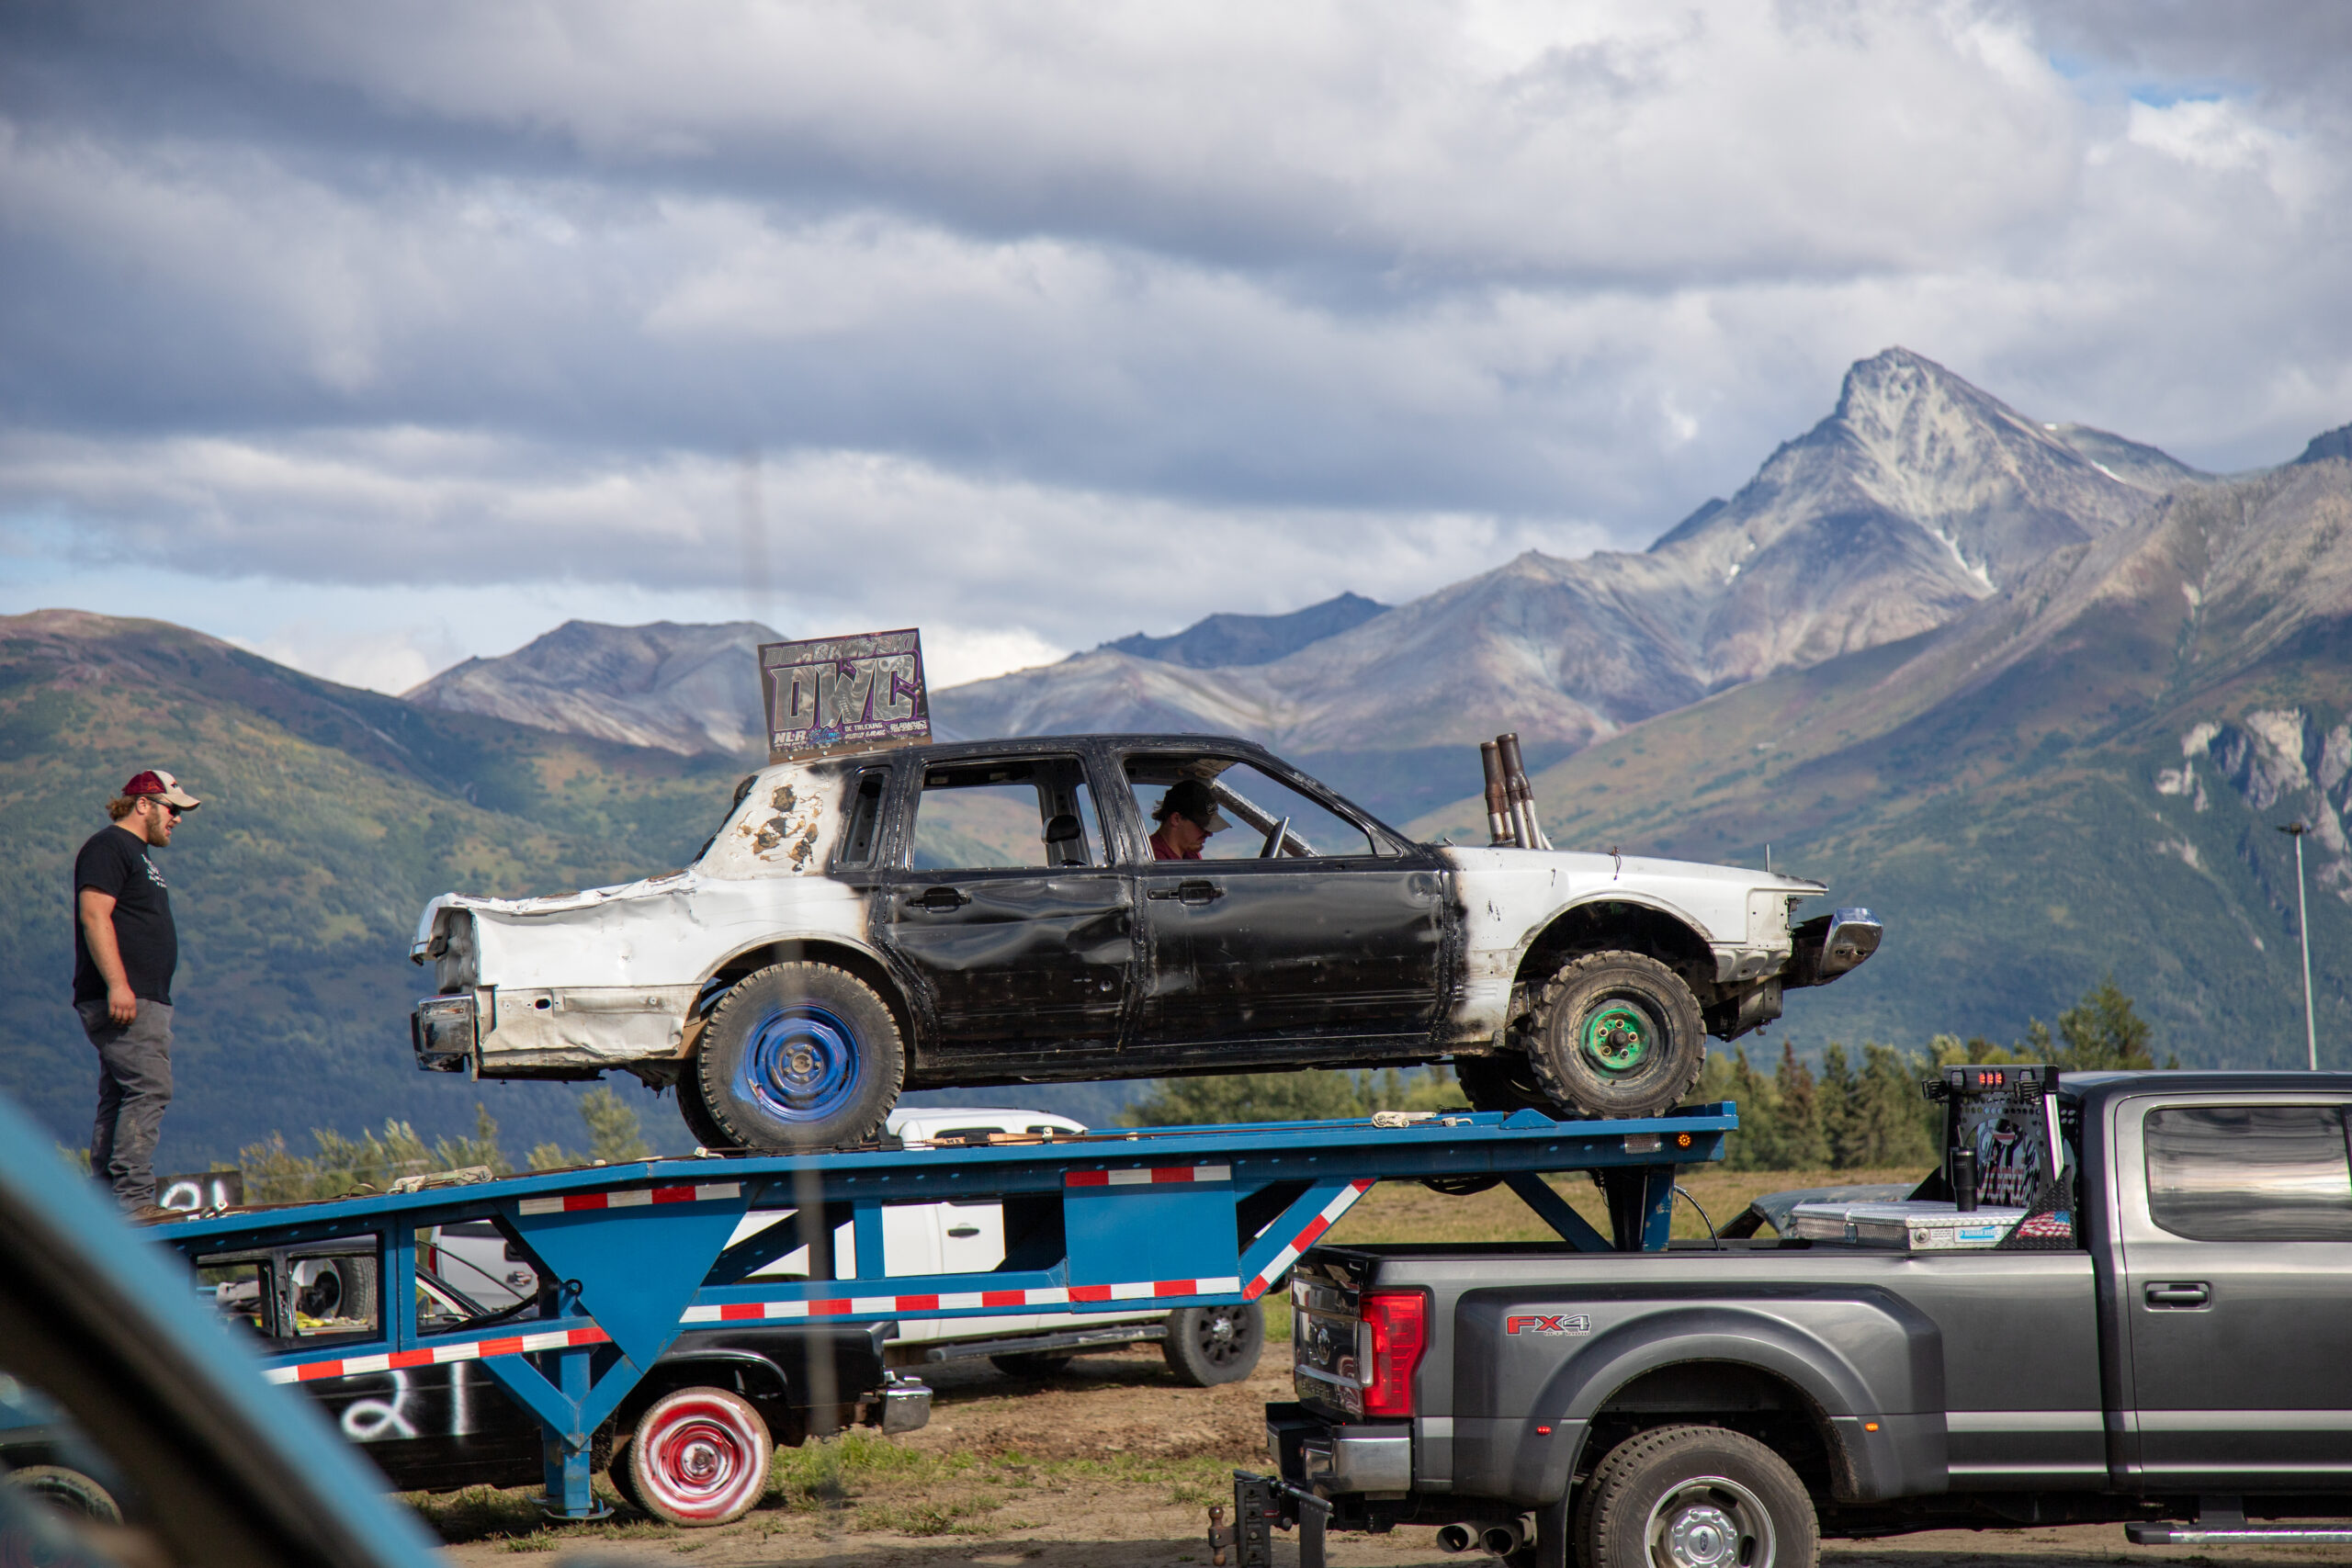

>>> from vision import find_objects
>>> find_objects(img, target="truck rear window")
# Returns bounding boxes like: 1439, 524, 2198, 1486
2145, 1104, 2352, 1241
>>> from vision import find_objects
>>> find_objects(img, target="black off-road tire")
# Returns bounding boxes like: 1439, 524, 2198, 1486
1576, 1424, 1817, 1568
1, 1465, 121, 1526
695, 963, 904, 1153
675, 1069, 739, 1153
989, 1351, 1075, 1379
1454, 1051, 1548, 1113
1160, 1302, 1264, 1387
1524, 952, 1707, 1119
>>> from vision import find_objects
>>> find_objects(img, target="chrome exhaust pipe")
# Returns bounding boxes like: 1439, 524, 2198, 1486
1481, 1518, 1527, 1556
1478, 741, 1516, 846
1496, 732, 1553, 851
1434, 1522, 1476, 1553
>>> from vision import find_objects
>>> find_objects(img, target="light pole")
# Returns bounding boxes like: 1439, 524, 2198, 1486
2278, 823, 2318, 1071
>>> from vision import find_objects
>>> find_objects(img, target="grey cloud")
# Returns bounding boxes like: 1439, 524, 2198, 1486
2, 0, 2350, 631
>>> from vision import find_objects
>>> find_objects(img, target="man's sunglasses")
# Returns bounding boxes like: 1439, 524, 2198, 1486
146, 800, 183, 818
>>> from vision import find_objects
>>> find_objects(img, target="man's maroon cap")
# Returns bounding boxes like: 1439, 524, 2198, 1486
122, 770, 201, 809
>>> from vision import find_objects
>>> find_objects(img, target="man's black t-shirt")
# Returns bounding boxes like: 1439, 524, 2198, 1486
73, 825, 176, 1005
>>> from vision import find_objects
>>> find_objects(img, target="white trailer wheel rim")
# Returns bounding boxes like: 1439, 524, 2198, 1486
634, 1391, 770, 1524
1645, 1473, 1775, 1568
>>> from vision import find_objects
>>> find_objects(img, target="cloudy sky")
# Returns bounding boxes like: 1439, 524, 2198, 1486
3, 2, 2347, 693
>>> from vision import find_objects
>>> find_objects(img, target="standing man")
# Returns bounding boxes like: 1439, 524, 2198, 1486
74, 769, 200, 1220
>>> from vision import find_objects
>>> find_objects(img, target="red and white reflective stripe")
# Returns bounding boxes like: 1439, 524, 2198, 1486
515, 1181, 741, 1216
262, 1325, 609, 1385
1243, 1179, 1374, 1300
680, 1276, 1243, 1324
1064, 1164, 1230, 1188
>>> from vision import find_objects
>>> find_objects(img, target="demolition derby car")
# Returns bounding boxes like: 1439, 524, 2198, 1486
410, 734, 1879, 1151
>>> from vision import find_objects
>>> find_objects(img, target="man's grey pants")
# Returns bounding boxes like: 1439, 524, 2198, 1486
77, 998, 173, 1207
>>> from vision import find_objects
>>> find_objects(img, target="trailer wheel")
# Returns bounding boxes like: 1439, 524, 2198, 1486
696, 963, 904, 1153
989, 1351, 1074, 1379
1, 1465, 121, 1526
1577, 1424, 1816, 1568
625, 1386, 775, 1527
1161, 1302, 1263, 1387
1525, 952, 1706, 1119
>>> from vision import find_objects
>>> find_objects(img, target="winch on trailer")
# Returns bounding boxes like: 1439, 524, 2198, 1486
150, 1101, 1735, 1523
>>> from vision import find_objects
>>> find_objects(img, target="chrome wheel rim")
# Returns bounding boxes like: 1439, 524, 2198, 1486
1645, 1474, 1774, 1568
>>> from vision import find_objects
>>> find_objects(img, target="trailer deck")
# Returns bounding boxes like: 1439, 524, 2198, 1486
154, 1102, 1736, 1517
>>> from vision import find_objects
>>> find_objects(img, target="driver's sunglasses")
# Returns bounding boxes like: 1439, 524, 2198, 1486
151, 801, 183, 818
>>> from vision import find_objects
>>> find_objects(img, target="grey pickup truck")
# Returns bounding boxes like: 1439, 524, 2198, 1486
1263, 1068, 2352, 1567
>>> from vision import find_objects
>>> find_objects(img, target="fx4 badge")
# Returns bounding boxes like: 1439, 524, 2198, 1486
1506, 1314, 1592, 1337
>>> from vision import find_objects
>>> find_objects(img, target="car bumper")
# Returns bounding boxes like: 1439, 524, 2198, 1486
411, 994, 477, 1074
1267, 1404, 1410, 1495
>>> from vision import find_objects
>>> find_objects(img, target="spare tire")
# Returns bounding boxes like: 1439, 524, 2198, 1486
1524, 952, 1706, 1119
695, 963, 903, 1153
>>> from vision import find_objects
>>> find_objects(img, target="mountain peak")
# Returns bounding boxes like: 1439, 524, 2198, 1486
2294, 422, 2352, 466
1095, 592, 1387, 670
404, 619, 781, 755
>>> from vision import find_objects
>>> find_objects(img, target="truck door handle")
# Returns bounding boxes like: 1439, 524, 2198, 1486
907, 886, 971, 912
2145, 1281, 2211, 1308
1148, 880, 1224, 906
945, 1225, 982, 1238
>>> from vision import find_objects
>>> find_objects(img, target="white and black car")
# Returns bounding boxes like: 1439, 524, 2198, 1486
411, 735, 1880, 1151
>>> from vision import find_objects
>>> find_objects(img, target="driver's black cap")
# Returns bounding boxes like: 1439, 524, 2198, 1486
1152, 778, 1229, 831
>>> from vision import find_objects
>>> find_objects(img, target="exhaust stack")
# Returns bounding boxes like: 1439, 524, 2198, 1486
1496, 732, 1554, 852
1478, 741, 1517, 846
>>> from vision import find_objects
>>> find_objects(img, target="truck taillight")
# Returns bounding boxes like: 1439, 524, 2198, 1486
1361, 1290, 1427, 1417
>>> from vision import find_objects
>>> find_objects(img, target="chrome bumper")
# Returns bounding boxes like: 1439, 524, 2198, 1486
880, 1374, 933, 1435
1299, 1426, 1411, 1494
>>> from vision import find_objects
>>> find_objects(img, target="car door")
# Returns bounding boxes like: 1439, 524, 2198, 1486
1122, 750, 1447, 1058
873, 753, 1136, 1063
2116, 1092, 2352, 1489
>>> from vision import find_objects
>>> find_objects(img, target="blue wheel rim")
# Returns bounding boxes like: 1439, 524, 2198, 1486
735, 1003, 864, 1124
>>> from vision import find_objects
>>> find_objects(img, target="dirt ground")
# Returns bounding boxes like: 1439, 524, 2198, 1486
429, 1345, 2344, 1568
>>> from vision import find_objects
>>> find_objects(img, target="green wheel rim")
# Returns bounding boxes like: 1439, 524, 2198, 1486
1579, 1001, 1654, 1074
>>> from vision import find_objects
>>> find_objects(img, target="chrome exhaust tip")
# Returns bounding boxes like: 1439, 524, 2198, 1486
1434, 1522, 1476, 1552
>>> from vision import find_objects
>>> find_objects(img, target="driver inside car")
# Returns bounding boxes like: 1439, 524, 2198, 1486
1148, 779, 1229, 861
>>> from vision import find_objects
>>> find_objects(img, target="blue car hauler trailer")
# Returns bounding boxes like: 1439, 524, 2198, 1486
153, 1102, 1736, 1519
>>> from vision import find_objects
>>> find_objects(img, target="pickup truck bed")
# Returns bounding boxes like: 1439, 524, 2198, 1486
1267, 1069, 2352, 1567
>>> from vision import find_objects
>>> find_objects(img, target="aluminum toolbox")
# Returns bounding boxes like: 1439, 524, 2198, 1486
1790, 1200, 2027, 1250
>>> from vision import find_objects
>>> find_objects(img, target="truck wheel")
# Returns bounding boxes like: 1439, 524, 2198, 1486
1454, 1052, 1547, 1113
695, 963, 904, 1153
989, 1351, 1074, 1379
625, 1386, 775, 1527
1, 1465, 121, 1526
1525, 953, 1706, 1119
1577, 1425, 1816, 1568
1161, 1302, 1263, 1387
675, 1071, 740, 1153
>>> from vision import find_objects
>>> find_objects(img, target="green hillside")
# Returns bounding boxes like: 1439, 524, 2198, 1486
1411, 461, 2352, 1064
0, 611, 744, 1168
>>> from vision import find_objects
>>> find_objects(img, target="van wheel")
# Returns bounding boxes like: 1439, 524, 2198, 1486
696, 963, 903, 1153
1525, 953, 1707, 1119
2, 1465, 121, 1526
989, 1352, 1074, 1379
626, 1387, 774, 1527
1577, 1425, 1817, 1568
1161, 1303, 1263, 1387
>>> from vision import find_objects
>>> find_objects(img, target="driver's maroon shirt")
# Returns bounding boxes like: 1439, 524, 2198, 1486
1149, 828, 1200, 861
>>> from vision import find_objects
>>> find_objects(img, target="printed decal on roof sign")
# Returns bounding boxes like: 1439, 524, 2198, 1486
761, 628, 930, 762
